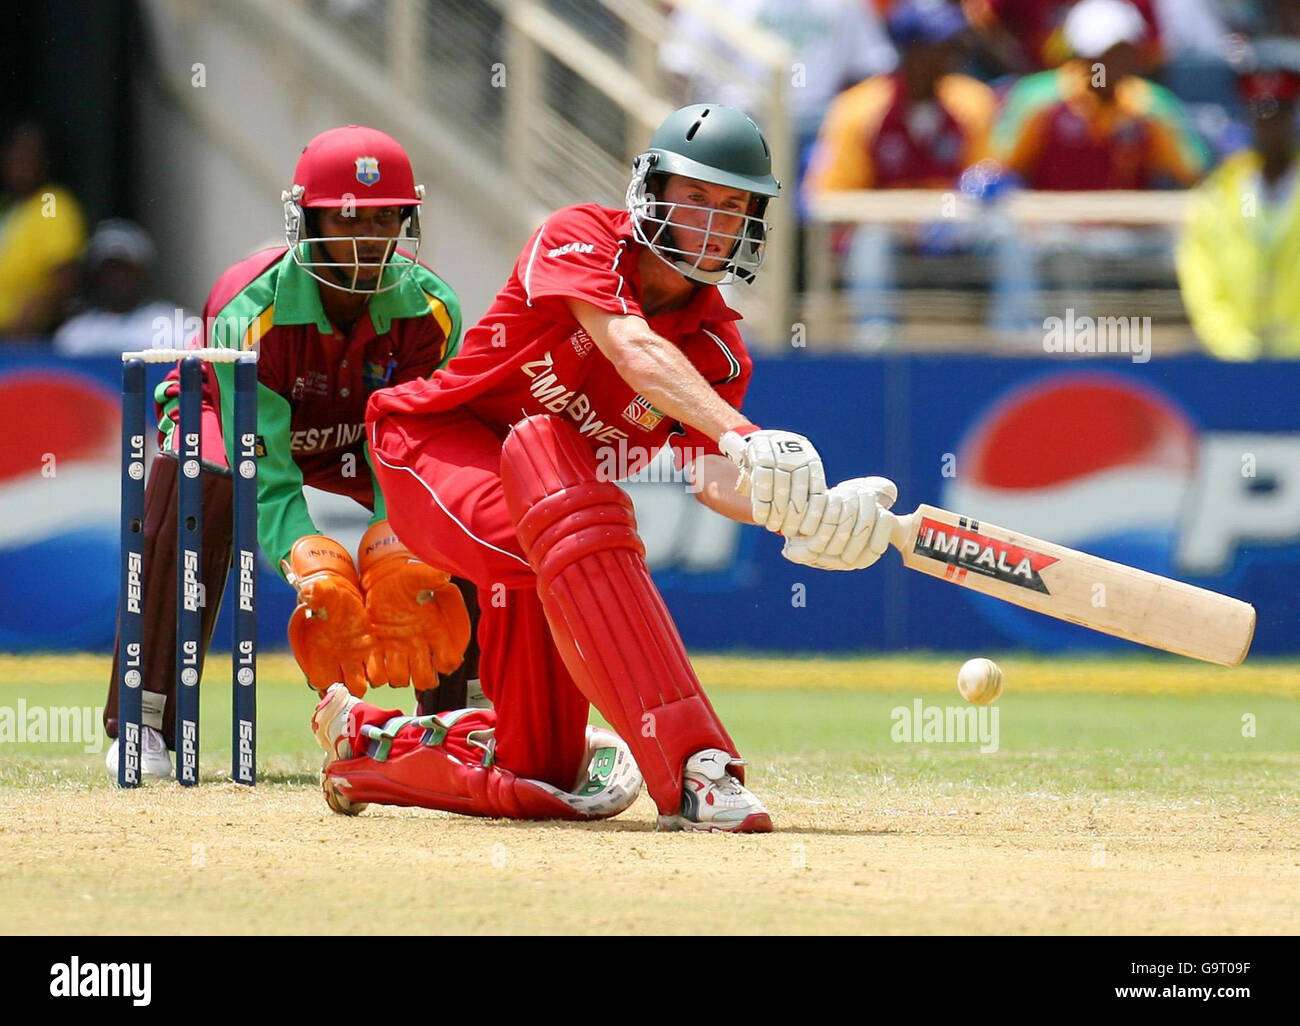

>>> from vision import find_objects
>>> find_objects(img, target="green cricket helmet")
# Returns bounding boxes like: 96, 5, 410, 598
626, 104, 781, 285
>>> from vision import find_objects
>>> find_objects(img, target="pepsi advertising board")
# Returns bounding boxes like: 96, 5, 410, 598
0, 349, 1296, 656
632, 355, 1298, 657
0, 352, 300, 652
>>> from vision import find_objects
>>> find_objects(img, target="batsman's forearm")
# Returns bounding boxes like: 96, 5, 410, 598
568, 299, 750, 441
605, 321, 749, 441
690, 454, 756, 524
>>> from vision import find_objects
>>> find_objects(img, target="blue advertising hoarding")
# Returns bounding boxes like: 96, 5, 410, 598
0, 348, 1294, 657
639, 354, 1297, 657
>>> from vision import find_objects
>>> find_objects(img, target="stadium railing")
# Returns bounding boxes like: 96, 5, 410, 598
496, 0, 796, 343
803, 189, 1194, 352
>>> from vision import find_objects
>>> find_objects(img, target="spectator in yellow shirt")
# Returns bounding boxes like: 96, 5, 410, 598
0, 122, 86, 336
1178, 52, 1300, 359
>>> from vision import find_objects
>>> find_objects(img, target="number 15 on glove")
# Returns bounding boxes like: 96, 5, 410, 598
719, 425, 828, 534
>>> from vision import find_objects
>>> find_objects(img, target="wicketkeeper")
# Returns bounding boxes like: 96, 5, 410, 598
105, 126, 479, 779
311, 105, 898, 831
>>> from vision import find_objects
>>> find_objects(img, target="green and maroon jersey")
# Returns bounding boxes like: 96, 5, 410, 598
993, 63, 1208, 190
159, 246, 461, 572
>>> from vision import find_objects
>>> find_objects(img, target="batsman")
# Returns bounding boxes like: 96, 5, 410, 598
105, 126, 480, 778
315, 105, 898, 831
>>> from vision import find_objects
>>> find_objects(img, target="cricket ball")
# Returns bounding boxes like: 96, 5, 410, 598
957, 658, 1004, 705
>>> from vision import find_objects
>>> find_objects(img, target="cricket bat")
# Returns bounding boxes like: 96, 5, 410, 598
882, 504, 1256, 666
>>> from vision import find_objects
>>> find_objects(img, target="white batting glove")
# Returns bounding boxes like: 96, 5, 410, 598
719, 426, 828, 534
781, 476, 898, 571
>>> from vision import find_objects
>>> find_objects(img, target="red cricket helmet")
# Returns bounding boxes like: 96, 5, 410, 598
292, 125, 422, 206
281, 125, 426, 293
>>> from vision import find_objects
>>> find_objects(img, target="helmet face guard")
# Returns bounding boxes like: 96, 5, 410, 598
626, 105, 781, 286
626, 155, 772, 285
281, 183, 425, 294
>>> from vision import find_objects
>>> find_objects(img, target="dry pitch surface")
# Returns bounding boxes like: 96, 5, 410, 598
2, 653, 1298, 935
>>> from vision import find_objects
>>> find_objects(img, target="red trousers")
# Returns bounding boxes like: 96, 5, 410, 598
369, 410, 589, 790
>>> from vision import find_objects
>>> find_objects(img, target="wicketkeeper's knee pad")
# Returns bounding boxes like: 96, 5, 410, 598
322, 704, 640, 820
498, 414, 739, 815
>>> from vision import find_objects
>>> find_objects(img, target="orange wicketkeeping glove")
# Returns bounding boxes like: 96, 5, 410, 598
283, 535, 384, 697
358, 521, 472, 690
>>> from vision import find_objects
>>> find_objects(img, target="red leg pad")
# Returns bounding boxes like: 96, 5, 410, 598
499, 414, 739, 814
324, 699, 593, 820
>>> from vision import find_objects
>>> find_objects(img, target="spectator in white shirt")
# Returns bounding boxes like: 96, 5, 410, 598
53, 219, 187, 357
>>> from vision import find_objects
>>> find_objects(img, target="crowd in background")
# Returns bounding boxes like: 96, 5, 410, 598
0, 120, 183, 354
661, 0, 1300, 357
4, 0, 1300, 359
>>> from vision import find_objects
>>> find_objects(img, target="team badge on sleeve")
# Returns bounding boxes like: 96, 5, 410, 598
355, 156, 380, 185
622, 395, 664, 430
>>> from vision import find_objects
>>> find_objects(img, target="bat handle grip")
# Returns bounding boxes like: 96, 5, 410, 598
878, 509, 914, 553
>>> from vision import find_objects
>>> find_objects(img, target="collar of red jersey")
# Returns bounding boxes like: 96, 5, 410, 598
272, 248, 432, 334
599, 207, 742, 330
668, 282, 743, 333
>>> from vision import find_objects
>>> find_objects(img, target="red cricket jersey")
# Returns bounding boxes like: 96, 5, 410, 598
368, 204, 752, 473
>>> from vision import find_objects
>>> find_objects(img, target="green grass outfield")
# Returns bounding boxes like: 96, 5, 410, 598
3, 652, 1299, 935
2, 651, 1297, 806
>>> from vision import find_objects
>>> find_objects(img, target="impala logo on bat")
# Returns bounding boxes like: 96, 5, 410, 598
914, 517, 1059, 593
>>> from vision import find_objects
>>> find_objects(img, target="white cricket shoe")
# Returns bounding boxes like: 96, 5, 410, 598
104, 725, 173, 780
657, 749, 772, 833
312, 683, 369, 816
